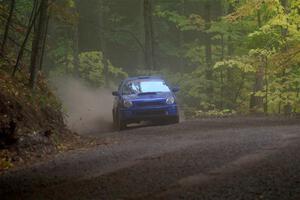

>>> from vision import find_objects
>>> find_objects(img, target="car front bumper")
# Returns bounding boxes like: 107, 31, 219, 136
120, 104, 178, 123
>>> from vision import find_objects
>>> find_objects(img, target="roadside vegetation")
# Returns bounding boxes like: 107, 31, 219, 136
0, 66, 67, 170
152, 0, 300, 116
0, 0, 299, 169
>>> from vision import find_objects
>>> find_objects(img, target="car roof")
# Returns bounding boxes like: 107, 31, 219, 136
124, 76, 163, 82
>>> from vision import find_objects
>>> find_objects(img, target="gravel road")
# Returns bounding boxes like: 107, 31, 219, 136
1, 117, 300, 200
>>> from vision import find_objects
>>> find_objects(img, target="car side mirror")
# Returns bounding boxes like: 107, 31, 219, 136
172, 86, 180, 93
112, 91, 119, 96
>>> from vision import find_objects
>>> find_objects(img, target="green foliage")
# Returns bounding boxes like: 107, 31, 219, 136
79, 51, 127, 87
108, 61, 128, 84
214, 57, 255, 73
154, 0, 300, 116
194, 109, 237, 118
50, 51, 127, 87
155, 6, 205, 31
79, 51, 105, 86
219, 0, 300, 114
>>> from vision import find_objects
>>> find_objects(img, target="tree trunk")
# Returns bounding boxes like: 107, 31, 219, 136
12, 0, 39, 76
249, 10, 264, 112
29, 0, 48, 89
204, 1, 213, 101
220, 34, 225, 109
227, 3, 234, 56
73, 0, 80, 77
143, 0, 155, 70
278, 69, 286, 114
226, 1, 235, 108
73, 22, 80, 76
39, 14, 50, 71
264, 57, 269, 113
281, 0, 293, 114
99, 0, 109, 87
295, 84, 300, 113
250, 64, 264, 111
178, 0, 186, 72
1, 0, 15, 53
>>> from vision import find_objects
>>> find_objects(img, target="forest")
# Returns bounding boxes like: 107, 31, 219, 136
0, 0, 300, 117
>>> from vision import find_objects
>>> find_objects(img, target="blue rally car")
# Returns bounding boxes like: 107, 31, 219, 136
112, 76, 179, 130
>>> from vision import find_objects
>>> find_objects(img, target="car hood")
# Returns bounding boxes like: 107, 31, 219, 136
123, 92, 173, 101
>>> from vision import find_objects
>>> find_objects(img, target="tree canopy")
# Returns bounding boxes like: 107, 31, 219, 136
0, 0, 299, 116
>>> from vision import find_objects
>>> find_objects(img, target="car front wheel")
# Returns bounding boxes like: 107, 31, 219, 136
170, 115, 180, 124
115, 111, 126, 131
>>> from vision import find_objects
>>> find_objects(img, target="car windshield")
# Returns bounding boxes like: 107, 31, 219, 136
122, 79, 170, 95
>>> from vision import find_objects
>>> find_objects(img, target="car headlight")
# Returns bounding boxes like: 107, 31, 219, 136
123, 99, 133, 108
166, 97, 175, 105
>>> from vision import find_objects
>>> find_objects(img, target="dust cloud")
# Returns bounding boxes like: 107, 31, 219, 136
50, 77, 114, 135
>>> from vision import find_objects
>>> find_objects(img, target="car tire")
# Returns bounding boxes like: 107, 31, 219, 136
112, 110, 116, 125
170, 116, 180, 124
116, 111, 126, 131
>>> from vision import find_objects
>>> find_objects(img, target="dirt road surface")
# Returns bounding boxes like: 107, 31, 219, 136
1, 117, 300, 200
